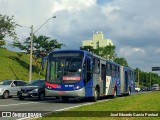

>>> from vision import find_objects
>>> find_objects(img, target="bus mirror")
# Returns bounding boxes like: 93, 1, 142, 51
42, 57, 47, 70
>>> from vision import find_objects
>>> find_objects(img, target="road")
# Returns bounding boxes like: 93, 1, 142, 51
0, 92, 143, 120
0, 97, 99, 120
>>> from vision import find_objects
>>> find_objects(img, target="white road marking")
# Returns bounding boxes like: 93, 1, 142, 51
0, 102, 40, 107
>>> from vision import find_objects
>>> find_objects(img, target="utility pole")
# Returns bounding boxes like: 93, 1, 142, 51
138, 69, 140, 87
17, 24, 33, 82
29, 25, 33, 82
150, 74, 151, 87
28, 16, 56, 82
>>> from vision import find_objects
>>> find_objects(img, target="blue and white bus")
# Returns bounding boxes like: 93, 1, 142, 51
45, 50, 135, 102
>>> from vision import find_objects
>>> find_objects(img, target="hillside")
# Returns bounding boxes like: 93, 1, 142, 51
0, 48, 45, 81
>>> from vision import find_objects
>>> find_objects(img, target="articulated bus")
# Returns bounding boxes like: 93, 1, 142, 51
45, 50, 135, 102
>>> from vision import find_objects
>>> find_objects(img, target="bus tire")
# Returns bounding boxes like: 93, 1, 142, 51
61, 96, 69, 102
127, 88, 131, 96
92, 88, 99, 102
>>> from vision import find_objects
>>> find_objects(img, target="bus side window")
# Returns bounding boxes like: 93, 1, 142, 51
93, 58, 100, 74
83, 57, 92, 84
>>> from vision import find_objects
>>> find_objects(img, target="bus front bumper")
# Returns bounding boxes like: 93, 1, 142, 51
45, 88, 85, 97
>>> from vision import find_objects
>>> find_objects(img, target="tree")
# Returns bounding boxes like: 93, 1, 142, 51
0, 40, 5, 47
13, 35, 64, 56
13, 35, 64, 74
80, 46, 95, 53
114, 57, 128, 67
80, 45, 116, 60
0, 14, 17, 44
95, 45, 116, 60
134, 68, 160, 87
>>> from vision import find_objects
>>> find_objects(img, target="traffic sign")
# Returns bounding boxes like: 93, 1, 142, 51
152, 67, 160, 71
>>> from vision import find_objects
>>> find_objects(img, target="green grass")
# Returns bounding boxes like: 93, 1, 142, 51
0, 48, 45, 81
38, 92, 160, 120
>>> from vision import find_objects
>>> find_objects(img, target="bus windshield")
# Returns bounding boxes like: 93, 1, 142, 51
47, 53, 83, 84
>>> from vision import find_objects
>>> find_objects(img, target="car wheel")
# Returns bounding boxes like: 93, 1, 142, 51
38, 93, 45, 101
2, 91, 9, 99
19, 96, 25, 100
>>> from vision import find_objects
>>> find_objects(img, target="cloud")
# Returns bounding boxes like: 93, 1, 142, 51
1, 0, 160, 73
155, 48, 160, 54
119, 47, 145, 58
52, 0, 96, 12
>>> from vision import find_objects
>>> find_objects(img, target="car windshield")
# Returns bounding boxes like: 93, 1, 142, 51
26, 80, 45, 86
0, 80, 13, 85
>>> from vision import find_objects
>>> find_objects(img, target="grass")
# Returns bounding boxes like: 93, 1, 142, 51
38, 92, 160, 120
0, 47, 45, 81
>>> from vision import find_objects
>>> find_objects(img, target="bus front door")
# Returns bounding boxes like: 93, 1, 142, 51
84, 56, 93, 97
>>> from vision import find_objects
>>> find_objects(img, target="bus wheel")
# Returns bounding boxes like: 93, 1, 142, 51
92, 88, 99, 102
61, 96, 69, 102
127, 88, 131, 96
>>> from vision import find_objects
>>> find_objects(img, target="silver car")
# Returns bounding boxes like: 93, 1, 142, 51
0, 80, 27, 98
152, 84, 160, 91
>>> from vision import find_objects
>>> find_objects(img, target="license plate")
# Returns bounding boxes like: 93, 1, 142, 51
58, 91, 65, 95
22, 93, 28, 96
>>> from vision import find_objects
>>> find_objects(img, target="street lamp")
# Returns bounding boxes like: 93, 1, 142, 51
29, 25, 33, 82
18, 16, 56, 82
29, 16, 56, 82
34, 16, 56, 34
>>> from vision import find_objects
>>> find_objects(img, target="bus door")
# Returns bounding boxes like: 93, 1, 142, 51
84, 56, 93, 97
101, 64, 106, 95
125, 71, 128, 93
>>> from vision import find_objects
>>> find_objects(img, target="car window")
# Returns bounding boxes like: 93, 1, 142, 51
0, 81, 3, 85
0, 80, 13, 85
39, 80, 45, 86
17, 81, 27, 86
26, 80, 45, 86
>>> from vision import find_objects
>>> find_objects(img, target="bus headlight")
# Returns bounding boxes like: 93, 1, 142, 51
74, 86, 80, 90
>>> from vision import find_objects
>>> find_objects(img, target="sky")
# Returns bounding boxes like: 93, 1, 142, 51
0, 0, 160, 74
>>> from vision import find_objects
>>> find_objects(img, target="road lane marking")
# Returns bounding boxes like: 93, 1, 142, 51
0, 102, 40, 107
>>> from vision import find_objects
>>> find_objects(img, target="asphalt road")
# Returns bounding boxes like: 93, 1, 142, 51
0, 91, 144, 120
0, 97, 98, 120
